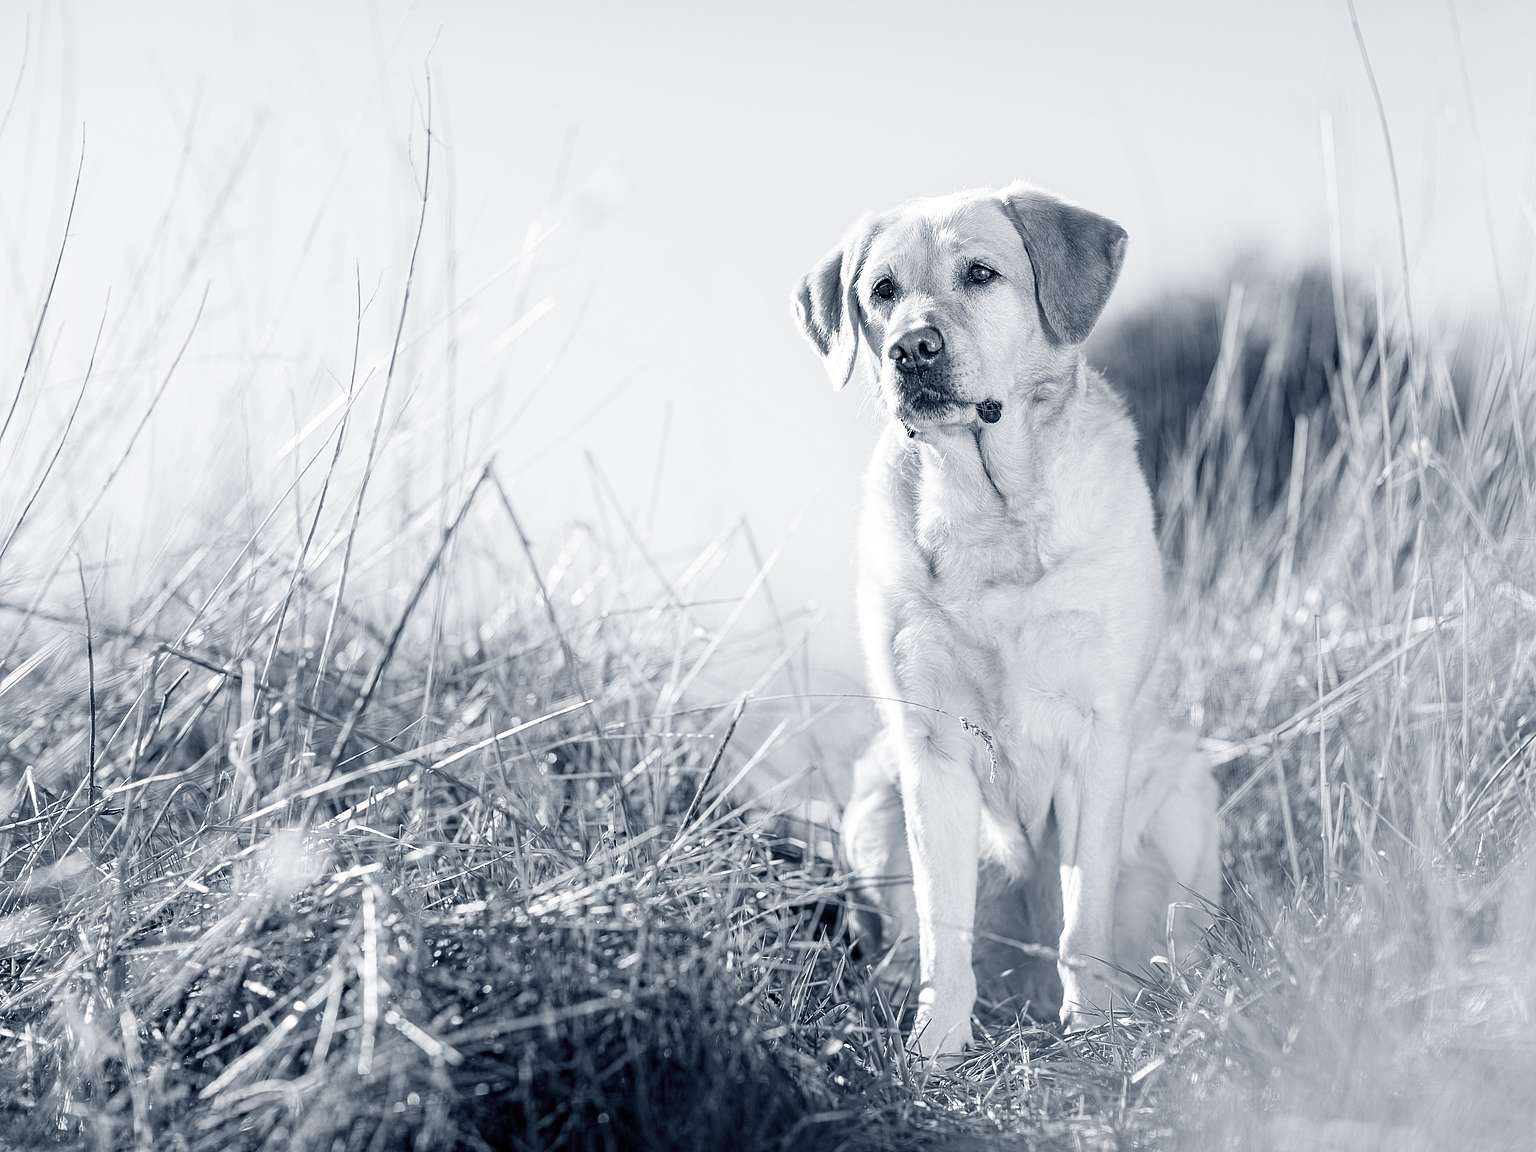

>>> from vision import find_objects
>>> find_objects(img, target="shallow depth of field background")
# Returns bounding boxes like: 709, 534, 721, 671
5, 3, 1536, 1150
4, 0, 1535, 688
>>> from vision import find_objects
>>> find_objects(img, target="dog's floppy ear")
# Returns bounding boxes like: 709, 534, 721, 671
793, 217, 875, 391
1000, 185, 1127, 345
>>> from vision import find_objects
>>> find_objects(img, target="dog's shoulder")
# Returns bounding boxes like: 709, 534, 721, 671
1072, 366, 1140, 461
1046, 368, 1154, 532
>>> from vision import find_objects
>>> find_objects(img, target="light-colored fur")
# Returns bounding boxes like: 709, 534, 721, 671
793, 185, 1220, 1059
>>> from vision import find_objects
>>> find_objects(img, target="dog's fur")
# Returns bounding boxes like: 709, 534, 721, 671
793, 185, 1220, 1058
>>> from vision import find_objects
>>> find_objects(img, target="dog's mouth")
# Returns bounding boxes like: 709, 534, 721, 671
894, 374, 965, 422
902, 388, 962, 417
893, 389, 1005, 439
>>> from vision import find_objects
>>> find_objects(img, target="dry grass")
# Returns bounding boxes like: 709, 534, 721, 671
3, 151, 1536, 1150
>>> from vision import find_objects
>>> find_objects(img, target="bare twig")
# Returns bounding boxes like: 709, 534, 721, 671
0, 13, 29, 147
0, 131, 83, 466
661, 694, 748, 867
326, 463, 489, 770
76, 553, 98, 861
489, 466, 633, 833
313, 79, 434, 708
0, 291, 108, 569
1345, 0, 1414, 340
260, 268, 366, 688
1, 286, 207, 669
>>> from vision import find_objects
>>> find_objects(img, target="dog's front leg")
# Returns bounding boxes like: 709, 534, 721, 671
897, 735, 981, 1060
1056, 719, 1129, 1032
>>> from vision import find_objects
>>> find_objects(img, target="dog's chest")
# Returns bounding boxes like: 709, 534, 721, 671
913, 466, 1045, 610
907, 485, 1062, 697
902, 460, 1110, 728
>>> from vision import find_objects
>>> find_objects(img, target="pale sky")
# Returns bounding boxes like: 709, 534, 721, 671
2, 0, 1534, 698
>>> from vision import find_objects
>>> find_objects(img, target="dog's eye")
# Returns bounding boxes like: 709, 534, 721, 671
966, 263, 998, 285
872, 277, 896, 302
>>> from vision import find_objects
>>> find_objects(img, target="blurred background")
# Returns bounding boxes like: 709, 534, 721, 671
1, 0, 1533, 747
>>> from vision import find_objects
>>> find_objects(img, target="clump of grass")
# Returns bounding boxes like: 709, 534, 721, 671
0, 490, 827, 1150
3, 155, 1535, 1150
1148, 265, 1536, 1149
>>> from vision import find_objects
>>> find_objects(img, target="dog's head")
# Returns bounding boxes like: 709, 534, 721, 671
793, 185, 1127, 430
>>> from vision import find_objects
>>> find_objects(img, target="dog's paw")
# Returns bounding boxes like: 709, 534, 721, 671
908, 1005, 974, 1063
1060, 1002, 1107, 1034
1058, 968, 1117, 1033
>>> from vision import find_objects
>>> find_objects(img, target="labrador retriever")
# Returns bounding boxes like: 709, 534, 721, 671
793, 185, 1220, 1059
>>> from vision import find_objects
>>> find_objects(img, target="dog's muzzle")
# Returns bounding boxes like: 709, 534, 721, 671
896, 371, 959, 412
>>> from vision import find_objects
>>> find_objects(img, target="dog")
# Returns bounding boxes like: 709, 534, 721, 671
792, 185, 1220, 1059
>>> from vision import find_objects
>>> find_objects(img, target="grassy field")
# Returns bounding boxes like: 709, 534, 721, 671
3, 192, 1536, 1150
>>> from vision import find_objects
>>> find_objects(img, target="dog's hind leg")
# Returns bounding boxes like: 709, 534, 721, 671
1116, 737, 1221, 974
840, 733, 920, 985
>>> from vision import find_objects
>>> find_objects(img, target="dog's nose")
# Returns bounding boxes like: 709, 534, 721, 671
888, 326, 945, 372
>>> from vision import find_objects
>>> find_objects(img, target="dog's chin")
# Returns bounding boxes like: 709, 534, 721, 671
897, 405, 970, 432
886, 380, 972, 429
